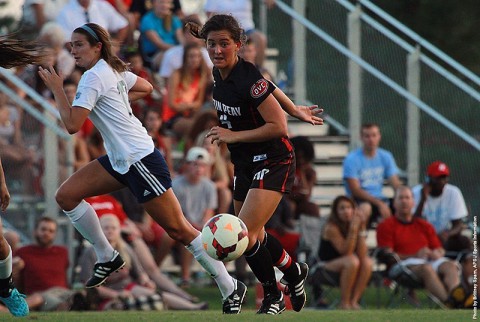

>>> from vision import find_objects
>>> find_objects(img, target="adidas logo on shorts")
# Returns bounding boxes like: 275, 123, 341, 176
143, 190, 151, 196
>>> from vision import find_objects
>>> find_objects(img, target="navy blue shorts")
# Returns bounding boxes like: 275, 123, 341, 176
98, 149, 172, 203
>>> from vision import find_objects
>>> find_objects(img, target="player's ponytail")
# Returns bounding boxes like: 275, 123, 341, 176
0, 35, 48, 68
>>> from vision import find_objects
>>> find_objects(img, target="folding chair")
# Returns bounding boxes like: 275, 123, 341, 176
297, 215, 341, 309
373, 248, 448, 309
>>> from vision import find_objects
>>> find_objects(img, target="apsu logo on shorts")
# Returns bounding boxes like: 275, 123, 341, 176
250, 79, 269, 98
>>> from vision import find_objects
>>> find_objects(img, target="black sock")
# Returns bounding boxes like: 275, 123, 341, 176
244, 241, 279, 297
0, 275, 13, 297
263, 232, 299, 284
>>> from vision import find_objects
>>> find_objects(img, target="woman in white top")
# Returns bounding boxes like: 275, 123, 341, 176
38, 23, 246, 314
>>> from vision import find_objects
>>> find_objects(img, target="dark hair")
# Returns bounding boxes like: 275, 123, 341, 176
361, 123, 380, 132
123, 48, 142, 62
186, 14, 246, 44
290, 136, 315, 163
63, 77, 77, 87
73, 23, 128, 73
327, 195, 356, 238
0, 35, 47, 68
35, 216, 57, 229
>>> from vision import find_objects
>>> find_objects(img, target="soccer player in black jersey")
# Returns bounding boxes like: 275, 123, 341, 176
187, 14, 323, 314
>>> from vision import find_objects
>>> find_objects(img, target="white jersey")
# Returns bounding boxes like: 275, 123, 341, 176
73, 59, 154, 174
412, 183, 468, 233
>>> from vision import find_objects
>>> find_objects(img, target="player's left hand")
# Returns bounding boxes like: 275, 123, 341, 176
0, 182, 10, 211
293, 105, 324, 125
206, 126, 236, 145
38, 65, 63, 93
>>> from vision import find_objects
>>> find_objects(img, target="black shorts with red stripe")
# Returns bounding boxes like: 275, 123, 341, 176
233, 149, 296, 202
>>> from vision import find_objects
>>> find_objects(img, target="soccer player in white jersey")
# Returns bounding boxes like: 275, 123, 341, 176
38, 23, 247, 314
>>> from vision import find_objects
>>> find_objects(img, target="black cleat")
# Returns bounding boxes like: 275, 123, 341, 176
257, 292, 286, 315
281, 262, 309, 312
222, 279, 247, 314
85, 250, 125, 288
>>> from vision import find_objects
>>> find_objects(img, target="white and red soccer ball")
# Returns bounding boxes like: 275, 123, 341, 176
201, 213, 249, 262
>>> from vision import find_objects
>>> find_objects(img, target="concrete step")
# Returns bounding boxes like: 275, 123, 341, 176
314, 164, 343, 182
313, 142, 349, 160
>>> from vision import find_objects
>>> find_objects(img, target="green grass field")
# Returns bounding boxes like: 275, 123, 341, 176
0, 283, 474, 321
0, 310, 473, 322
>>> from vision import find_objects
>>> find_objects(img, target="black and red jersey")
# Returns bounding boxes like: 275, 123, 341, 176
212, 57, 293, 165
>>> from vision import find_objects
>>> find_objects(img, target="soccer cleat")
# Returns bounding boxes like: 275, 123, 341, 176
0, 288, 29, 317
257, 291, 286, 315
222, 279, 247, 314
85, 250, 125, 288
281, 262, 309, 312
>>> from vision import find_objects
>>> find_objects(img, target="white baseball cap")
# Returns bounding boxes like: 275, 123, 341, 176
185, 147, 210, 164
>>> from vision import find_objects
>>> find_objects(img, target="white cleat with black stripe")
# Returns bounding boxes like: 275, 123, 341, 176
281, 262, 309, 312
257, 292, 286, 315
85, 250, 125, 288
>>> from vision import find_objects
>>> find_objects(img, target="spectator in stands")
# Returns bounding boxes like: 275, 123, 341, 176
139, 0, 184, 70
38, 22, 76, 83
143, 108, 174, 174
84, 193, 198, 303
412, 161, 474, 304
238, 37, 274, 81
377, 186, 470, 308
158, 16, 213, 87
288, 136, 320, 219
413, 161, 470, 252
79, 214, 208, 310
110, 188, 174, 268
162, 43, 211, 140
317, 195, 372, 309
194, 130, 232, 214
0, 92, 37, 194
56, 0, 128, 45
265, 196, 300, 262
184, 109, 219, 154
204, 0, 276, 67
171, 147, 217, 285
13, 217, 75, 311
123, 50, 159, 119
21, 0, 69, 39
343, 123, 402, 228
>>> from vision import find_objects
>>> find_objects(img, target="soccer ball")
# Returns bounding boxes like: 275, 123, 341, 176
201, 213, 249, 262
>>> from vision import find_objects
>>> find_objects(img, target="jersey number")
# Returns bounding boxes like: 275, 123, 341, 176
117, 80, 133, 116
219, 114, 232, 129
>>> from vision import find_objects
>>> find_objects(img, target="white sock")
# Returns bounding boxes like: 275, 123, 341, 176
186, 234, 234, 299
0, 245, 12, 279
64, 200, 114, 262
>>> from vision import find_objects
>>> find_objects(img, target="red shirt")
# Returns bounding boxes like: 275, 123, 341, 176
85, 195, 128, 225
376, 216, 442, 256
15, 245, 69, 294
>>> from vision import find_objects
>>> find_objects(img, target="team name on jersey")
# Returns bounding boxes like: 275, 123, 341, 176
213, 99, 242, 116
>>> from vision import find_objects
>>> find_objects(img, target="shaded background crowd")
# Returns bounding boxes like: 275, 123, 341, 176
0, 0, 477, 314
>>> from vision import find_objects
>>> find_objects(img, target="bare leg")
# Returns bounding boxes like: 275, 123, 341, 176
179, 246, 193, 284
409, 264, 448, 302
437, 261, 461, 292
350, 256, 373, 306
324, 254, 360, 309
129, 238, 195, 301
